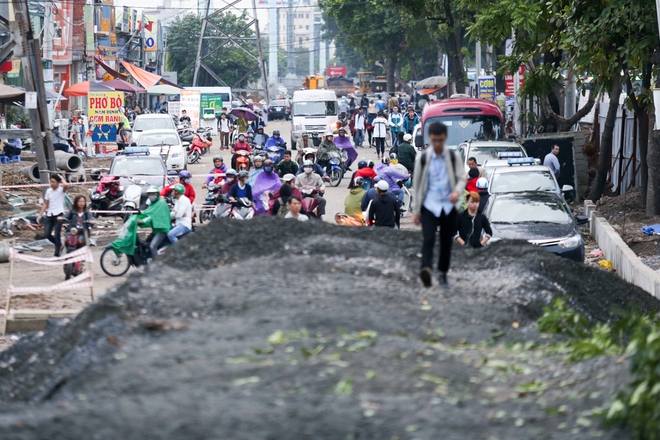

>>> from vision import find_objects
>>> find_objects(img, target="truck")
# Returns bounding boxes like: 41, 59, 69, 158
303, 75, 326, 90
326, 76, 354, 97
290, 89, 338, 147
414, 96, 505, 150
358, 71, 387, 95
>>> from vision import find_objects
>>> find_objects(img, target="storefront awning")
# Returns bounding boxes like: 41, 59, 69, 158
95, 57, 128, 81
419, 87, 443, 95
121, 62, 181, 90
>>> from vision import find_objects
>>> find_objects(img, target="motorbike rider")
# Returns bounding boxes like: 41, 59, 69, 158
204, 156, 228, 188
376, 156, 410, 204
168, 184, 192, 245
476, 177, 490, 214
276, 150, 299, 177
368, 180, 401, 229
137, 186, 172, 259
253, 126, 268, 148
231, 133, 253, 170
296, 151, 327, 179
348, 160, 370, 189
248, 155, 265, 186
355, 159, 378, 185
334, 127, 357, 170
52, 121, 72, 153
228, 170, 253, 205
221, 169, 238, 195
316, 132, 340, 172
295, 160, 327, 219
295, 132, 315, 158
345, 177, 367, 222
397, 133, 417, 174
63, 195, 94, 244
179, 110, 191, 124
253, 159, 282, 216
162, 170, 196, 203
265, 129, 286, 149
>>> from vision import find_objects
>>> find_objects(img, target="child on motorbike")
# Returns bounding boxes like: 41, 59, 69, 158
204, 156, 228, 188
162, 170, 196, 203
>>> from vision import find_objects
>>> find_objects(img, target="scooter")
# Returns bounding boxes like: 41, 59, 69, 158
324, 150, 345, 188
265, 144, 286, 163
63, 220, 91, 280
235, 150, 251, 172
100, 230, 173, 277
122, 178, 151, 222
301, 186, 320, 218
230, 198, 254, 220
89, 175, 124, 217
213, 194, 233, 219
187, 133, 212, 164
200, 184, 221, 224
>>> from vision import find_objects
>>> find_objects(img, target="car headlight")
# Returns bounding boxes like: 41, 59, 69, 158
559, 235, 582, 248
171, 153, 180, 158
294, 124, 303, 132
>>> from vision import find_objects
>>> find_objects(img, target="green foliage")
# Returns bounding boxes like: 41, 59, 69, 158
166, 12, 261, 87
538, 297, 591, 339
6, 106, 30, 128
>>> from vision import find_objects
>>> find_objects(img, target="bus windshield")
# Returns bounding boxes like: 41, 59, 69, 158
423, 115, 503, 148
293, 101, 337, 117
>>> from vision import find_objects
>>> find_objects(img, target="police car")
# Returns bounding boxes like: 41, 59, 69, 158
487, 156, 573, 196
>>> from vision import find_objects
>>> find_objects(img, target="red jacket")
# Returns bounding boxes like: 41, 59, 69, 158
355, 167, 378, 181
232, 141, 252, 154
466, 178, 478, 194
161, 182, 196, 203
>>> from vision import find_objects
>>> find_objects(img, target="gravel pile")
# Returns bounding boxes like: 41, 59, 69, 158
0, 218, 657, 439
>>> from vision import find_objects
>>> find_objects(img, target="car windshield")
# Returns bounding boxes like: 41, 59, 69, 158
271, 100, 288, 107
468, 146, 525, 166
424, 115, 503, 148
133, 117, 176, 132
491, 170, 556, 193
293, 101, 337, 117
138, 133, 180, 146
490, 197, 572, 224
111, 158, 165, 176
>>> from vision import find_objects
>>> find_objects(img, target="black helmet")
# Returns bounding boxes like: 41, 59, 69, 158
354, 177, 364, 187
367, 160, 375, 169
382, 157, 390, 165
358, 160, 367, 169
238, 170, 249, 179
273, 130, 280, 136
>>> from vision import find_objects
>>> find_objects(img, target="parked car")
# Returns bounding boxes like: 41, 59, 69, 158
109, 147, 167, 189
487, 158, 573, 196
485, 191, 588, 262
131, 114, 177, 143
134, 130, 187, 171
269, 99, 291, 120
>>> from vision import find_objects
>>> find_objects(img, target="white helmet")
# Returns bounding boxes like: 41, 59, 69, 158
476, 177, 488, 190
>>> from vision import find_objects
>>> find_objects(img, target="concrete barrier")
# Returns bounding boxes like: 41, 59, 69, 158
588, 202, 660, 299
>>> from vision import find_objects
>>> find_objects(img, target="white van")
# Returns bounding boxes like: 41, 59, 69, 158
290, 89, 338, 146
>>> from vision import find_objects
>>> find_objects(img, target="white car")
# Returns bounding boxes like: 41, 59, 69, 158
130, 114, 178, 144
487, 158, 573, 196
134, 129, 186, 171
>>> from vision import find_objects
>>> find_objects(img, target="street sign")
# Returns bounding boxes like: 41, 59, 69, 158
505, 65, 525, 97
146, 37, 155, 48
478, 76, 496, 100
25, 92, 37, 109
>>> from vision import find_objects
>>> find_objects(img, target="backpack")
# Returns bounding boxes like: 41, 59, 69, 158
276, 198, 289, 218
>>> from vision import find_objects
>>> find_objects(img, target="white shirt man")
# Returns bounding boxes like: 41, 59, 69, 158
168, 193, 192, 244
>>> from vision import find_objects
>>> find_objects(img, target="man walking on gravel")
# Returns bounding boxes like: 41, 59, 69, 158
412, 122, 465, 288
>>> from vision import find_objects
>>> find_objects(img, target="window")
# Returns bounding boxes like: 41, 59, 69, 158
306, 25, 309, 30
306, 13, 309, 18
299, 37, 303, 47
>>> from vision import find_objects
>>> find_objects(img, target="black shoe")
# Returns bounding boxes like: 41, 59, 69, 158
438, 274, 449, 288
420, 267, 432, 288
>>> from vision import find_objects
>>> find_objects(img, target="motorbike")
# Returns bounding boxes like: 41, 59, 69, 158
301, 186, 320, 218
89, 175, 124, 217
100, 230, 173, 277
200, 184, 222, 223
187, 132, 212, 164
213, 194, 233, 220
230, 198, 255, 220
122, 178, 151, 222
323, 150, 346, 188
235, 150, 251, 172
265, 145, 285, 164
334, 213, 364, 227
398, 179, 412, 217
63, 220, 92, 280
252, 133, 268, 149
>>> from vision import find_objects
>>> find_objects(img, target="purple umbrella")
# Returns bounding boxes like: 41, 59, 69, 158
231, 107, 259, 121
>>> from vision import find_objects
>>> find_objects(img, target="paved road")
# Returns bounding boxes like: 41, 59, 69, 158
193, 119, 415, 228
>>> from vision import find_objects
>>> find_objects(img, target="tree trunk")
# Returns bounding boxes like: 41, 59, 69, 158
386, 56, 397, 94
442, 0, 466, 94
647, 111, 660, 215
406, 53, 420, 83
589, 76, 622, 202
640, 63, 651, 208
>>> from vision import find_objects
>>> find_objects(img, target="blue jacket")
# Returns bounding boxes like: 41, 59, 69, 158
403, 114, 419, 134
375, 100, 387, 112
296, 163, 326, 178
265, 136, 286, 148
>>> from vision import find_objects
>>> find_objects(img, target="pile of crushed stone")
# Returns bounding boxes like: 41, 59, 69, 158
0, 218, 656, 439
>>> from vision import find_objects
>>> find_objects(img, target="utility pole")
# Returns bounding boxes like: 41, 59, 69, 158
141, 13, 147, 109
10, 0, 57, 191
475, 41, 481, 98
42, 1, 53, 92
309, 12, 314, 75
286, 0, 294, 75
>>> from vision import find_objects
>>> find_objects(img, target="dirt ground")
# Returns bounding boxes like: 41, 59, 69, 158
0, 218, 656, 439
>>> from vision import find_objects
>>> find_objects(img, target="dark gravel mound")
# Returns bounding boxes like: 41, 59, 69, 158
0, 218, 656, 439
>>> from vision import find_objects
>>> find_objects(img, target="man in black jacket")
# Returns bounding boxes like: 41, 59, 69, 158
368, 180, 401, 228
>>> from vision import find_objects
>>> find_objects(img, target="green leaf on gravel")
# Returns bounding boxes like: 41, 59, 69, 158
232, 376, 260, 386
301, 344, 325, 357
334, 378, 353, 395
515, 418, 525, 427
267, 330, 285, 345
420, 374, 446, 385
405, 425, 418, 432
254, 347, 274, 355
576, 417, 592, 427
517, 379, 548, 395
226, 357, 252, 364
366, 370, 377, 380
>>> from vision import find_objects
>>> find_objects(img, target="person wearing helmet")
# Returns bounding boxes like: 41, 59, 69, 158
248, 155, 265, 186
265, 129, 285, 149
296, 151, 327, 179
295, 132, 314, 155
397, 133, 417, 174
205, 156, 228, 188
162, 170, 196, 203
466, 167, 480, 192
231, 133, 253, 170
52, 121, 72, 153
476, 177, 490, 214
344, 176, 367, 221
228, 170, 253, 205
252, 159, 281, 216
389, 153, 409, 177
135, 186, 172, 259
316, 132, 341, 173
295, 160, 327, 218
167, 184, 192, 245
376, 156, 410, 204
354, 159, 378, 185
221, 169, 238, 195
360, 176, 382, 216
368, 180, 401, 229
253, 126, 268, 148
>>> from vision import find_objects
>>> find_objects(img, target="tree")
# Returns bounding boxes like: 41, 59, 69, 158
166, 12, 261, 87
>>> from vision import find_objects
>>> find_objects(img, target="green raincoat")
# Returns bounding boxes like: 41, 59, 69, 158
111, 198, 172, 255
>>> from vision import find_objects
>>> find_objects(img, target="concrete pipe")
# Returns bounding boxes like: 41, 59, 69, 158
67, 168, 87, 183
0, 247, 9, 263
54, 150, 83, 172
20, 163, 40, 183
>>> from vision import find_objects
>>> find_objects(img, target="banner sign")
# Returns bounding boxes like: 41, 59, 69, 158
505, 65, 525, 97
180, 90, 201, 128
478, 76, 496, 100
88, 91, 125, 142
52, 0, 74, 64
326, 66, 346, 77
200, 94, 223, 113
84, 5, 95, 56
168, 101, 181, 116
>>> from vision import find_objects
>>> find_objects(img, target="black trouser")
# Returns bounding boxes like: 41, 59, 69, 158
316, 196, 327, 216
3, 145, 21, 157
149, 232, 167, 259
43, 215, 63, 257
421, 207, 457, 273
374, 137, 385, 156
53, 143, 69, 153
